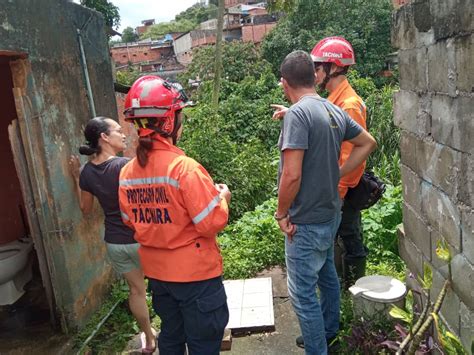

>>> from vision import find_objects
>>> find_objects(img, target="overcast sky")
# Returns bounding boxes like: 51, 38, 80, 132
74, 0, 201, 32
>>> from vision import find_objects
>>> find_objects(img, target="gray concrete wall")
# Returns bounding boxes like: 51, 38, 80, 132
0, 0, 117, 330
392, 0, 473, 351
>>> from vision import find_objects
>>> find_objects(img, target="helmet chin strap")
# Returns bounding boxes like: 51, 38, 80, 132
319, 63, 346, 91
170, 112, 182, 145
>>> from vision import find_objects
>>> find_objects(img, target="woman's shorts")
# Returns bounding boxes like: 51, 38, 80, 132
105, 242, 141, 275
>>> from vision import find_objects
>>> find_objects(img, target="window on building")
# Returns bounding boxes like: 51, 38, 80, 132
144, 53, 148, 56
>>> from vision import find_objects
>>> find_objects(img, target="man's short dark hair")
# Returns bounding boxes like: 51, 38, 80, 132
280, 50, 315, 89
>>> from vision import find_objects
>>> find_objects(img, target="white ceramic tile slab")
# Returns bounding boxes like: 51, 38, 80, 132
224, 277, 275, 332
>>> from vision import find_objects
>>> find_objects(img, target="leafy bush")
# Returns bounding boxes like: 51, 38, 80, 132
348, 71, 401, 185
178, 42, 273, 93
180, 110, 278, 221
115, 66, 141, 86
365, 85, 401, 185
178, 42, 284, 221
362, 184, 403, 271
140, 19, 196, 40
175, 3, 218, 25
219, 198, 285, 279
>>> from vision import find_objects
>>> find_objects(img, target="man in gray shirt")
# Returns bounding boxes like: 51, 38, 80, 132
274, 50, 376, 355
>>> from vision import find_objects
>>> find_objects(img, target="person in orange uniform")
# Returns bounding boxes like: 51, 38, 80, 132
118, 75, 231, 355
310, 37, 368, 288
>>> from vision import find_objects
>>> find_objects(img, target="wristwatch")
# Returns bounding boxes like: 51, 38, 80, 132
274, 212, 288, 221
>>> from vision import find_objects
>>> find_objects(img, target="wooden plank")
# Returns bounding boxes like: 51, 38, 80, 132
8, 119, 57, 325
221, 328, 232, 351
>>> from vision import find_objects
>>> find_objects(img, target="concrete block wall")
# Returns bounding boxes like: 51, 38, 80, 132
392, 0, 474, 351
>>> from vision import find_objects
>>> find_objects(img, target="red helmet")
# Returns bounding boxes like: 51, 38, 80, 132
310, 36, 355, 67
124, 75, 188, 137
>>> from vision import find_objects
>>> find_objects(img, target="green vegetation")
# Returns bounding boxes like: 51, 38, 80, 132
115, 66, 141, 86
140, 20, 196, 40
140, 3, 218, 41
219, 198, 284, 279
179, 42, 284, 222
80, 0, 120, 30
74, 282, 136, 353
74, 280, 160, 354
121, 26, 138, 43
262, 0, 394, 86
175, 3, 218, 24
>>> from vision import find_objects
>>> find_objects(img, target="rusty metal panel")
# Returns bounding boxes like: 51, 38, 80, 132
8, 119, 57, 325
2, 0, 120, 331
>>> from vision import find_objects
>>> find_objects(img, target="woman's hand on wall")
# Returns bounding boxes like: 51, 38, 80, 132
69, 155, 81, 181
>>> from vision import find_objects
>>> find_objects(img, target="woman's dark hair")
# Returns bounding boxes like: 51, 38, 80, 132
136, 136, 153, 168
136, 111, 182, 168
79, 116, 111, 155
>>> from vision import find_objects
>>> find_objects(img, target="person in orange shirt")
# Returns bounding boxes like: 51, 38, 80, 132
118, 76, 231, 355
310, 37, 368, 289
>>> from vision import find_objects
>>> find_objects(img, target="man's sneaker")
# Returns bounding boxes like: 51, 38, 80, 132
295, 335, 340, 352
327, 336, 341, 354
295, 335, 304, 348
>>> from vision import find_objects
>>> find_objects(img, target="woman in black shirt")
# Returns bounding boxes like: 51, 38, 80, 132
69, 117, 155, 353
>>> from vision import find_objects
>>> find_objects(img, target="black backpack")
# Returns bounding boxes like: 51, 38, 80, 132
344, 171, 386, 210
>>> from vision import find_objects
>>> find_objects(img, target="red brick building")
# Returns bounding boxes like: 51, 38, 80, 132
136, 19, 155, 35
242, 22, 276, 43
225, 0, 246, 8
110, 37, 178, 73
191, 30, 217, 48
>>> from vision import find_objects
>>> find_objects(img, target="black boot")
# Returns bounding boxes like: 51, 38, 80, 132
334, 236, 344, 278
295, 335, 340, 352
342, 256, 366, 289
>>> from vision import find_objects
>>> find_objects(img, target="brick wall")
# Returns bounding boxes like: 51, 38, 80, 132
225, 0, 246, 8
392, 0, 473, 351
191, 30, 217, 47
111, 44, 173, 67
242, 23, 276, 43
115, 93, 138, 158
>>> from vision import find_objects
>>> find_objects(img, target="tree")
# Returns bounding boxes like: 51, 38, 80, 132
266, 0, 299, 13
178, 41, 271, 91
115, 66, 141, 86
121, 26, 138, 43
80, 0, 120, 29
140, 20, 196, 40
177, 41, 284, 221
212, 0, 225, 109
261, 0, 393, 85
175, 3, 218, 24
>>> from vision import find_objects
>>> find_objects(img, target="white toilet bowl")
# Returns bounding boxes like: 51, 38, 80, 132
0, 238, 33, 305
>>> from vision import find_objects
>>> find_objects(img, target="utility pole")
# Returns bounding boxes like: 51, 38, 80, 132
212, 0, 224, 110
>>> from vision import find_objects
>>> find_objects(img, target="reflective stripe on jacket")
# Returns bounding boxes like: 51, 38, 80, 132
328, 78, 367, 199
118, 136, 229, 282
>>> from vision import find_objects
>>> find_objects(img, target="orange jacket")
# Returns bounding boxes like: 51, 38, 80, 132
118, 136, 229, 282
328, 78, 367, 198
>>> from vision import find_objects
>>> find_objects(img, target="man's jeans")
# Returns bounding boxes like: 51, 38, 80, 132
286, 214, 341, 355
